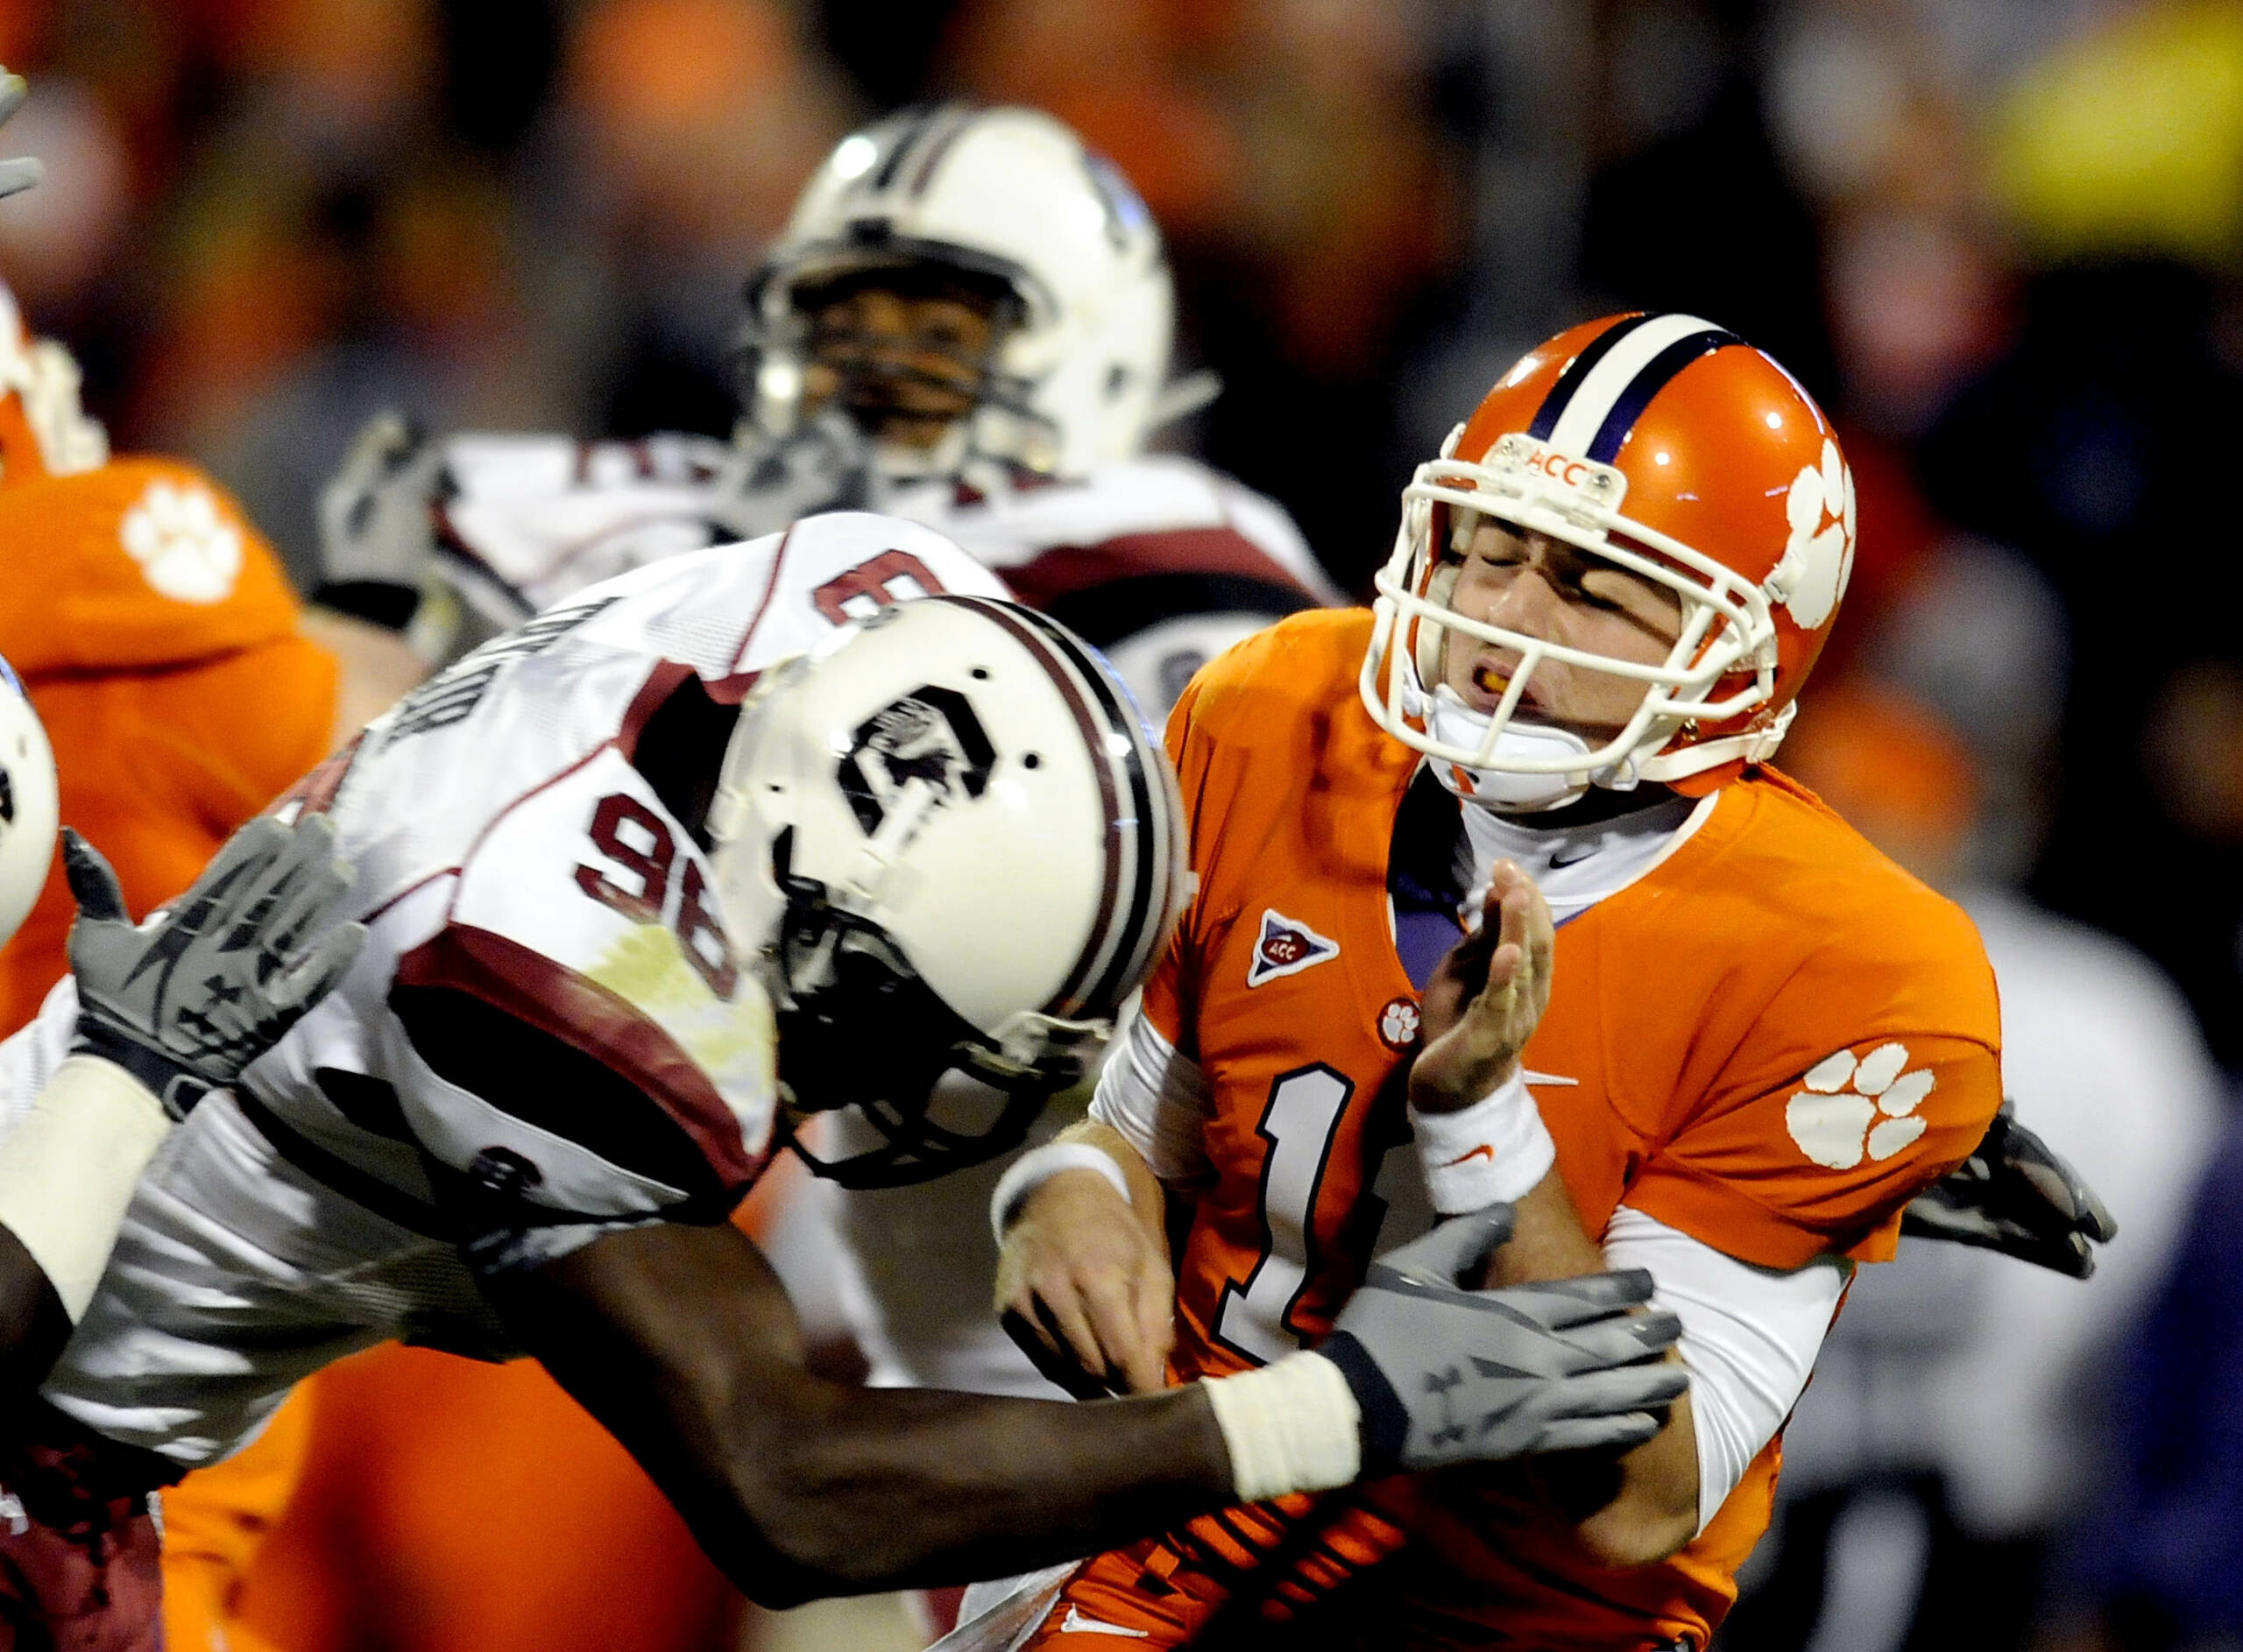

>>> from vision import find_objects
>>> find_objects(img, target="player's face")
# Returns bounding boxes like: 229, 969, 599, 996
1439, 512, 1683, 738
801, 279, 1003, 450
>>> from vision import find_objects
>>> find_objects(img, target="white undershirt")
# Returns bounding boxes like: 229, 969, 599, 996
1455, 789, 1716, 924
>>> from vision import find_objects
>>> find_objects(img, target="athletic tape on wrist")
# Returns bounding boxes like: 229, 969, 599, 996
989, 1141, 1133, 1244
1199, 1352, 1362, 1502
0, 1057, 173, 1320
1410, 1067, 1557, 1213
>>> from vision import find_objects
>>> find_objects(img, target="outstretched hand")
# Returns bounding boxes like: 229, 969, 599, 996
315, 410, 444, 604
1411, 861, 1556, 1115
1901, 1099, 2119, 1277
1318, 1203, 1687, 1475
67, 816, 367, 1119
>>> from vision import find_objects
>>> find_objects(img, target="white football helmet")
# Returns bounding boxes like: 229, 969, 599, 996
708, 594, 1186, 1187
0, 653, 57, 946
742, 104, 1188, 483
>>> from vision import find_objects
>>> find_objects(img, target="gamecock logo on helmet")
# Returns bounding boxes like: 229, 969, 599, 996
838, 685, 996, 835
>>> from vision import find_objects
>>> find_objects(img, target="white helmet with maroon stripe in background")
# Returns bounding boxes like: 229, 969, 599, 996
741, 104, 1187, 484
0, 653, 57, 946
707, 594, 1185, 1188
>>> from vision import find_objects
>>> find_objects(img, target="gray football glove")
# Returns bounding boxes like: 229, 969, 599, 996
315, 411, 446, 623
1901, 1098, 2117, 1278
1313, 1204, 1687, 1477
716, 408, 874, 542
0, 69, 43, 201
66, 818, 367, 1119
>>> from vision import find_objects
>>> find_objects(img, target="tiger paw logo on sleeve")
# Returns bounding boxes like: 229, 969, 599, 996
120, 478, 244, 604
1784, 1041, 1935, 1169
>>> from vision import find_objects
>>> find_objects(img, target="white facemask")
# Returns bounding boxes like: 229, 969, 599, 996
1420, 683, 1640, 812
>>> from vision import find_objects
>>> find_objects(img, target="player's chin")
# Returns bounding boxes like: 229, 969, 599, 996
847, 396, 972, 445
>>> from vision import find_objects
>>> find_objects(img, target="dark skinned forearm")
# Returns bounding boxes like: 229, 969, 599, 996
483, 1219, 1234, 1608
0, 1222, 70, 1399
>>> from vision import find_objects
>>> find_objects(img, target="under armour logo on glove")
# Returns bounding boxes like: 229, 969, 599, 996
65, 817, 367, 1119
1423, 1365, 1469, 1447
1312, 1203, 1688, 1477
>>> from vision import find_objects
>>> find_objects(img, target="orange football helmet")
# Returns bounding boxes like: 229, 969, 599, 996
1362, 312, 1855, 801
0, 279, 105, 484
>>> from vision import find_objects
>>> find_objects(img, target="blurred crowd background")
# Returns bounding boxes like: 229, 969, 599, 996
4, 0, 2243, 1648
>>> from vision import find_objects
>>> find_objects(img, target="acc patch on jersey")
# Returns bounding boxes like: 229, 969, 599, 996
1247, 908, 1339, 987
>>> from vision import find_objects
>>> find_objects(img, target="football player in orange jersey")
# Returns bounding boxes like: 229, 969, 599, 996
987, 312, 2081, 1650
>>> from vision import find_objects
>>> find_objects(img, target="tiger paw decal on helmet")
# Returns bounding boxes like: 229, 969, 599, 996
1769, 437, 1857, 630
1785, 1042, 1935, 1170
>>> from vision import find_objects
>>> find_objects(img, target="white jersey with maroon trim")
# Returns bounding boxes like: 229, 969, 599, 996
427, 434, 1337, 722
432, 431, 747, 632
879, 455, 1341, 717
0, 512, 1008, 1468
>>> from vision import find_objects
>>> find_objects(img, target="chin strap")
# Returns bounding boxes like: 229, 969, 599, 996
1636, 699, 1795, 784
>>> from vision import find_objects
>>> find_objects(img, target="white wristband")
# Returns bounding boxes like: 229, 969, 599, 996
989, 1141, 1133, 1243
0, 1056, 173, 1320
1409, 1067, 1557, 1213
1199, 1352, 1362, 1502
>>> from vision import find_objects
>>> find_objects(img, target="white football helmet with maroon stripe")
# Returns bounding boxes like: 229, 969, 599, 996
0, 652, 56, 946
742, 104, 1184, 483
708, 594, 1185, 1186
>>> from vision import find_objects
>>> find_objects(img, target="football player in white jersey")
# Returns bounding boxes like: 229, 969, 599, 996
309, 105, 1342, 1421
315, 104, 1340, 719
0, 512, 1689, 1645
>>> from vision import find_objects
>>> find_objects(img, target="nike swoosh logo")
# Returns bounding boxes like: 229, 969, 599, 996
1548, 845, 1596, 869
1061, 1606, 1152, 1638
1522, 1070, 1578, 1088
1439, 1144, 1497, 1168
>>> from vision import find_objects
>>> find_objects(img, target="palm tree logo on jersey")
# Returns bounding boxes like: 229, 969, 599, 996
838, 686, 996, 836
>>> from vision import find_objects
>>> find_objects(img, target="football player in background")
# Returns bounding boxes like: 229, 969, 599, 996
0, 79, 368, 1575
0, 511, 1688, 1649
318, 104, 1335, 717
987, 314, 2072, 1650
230, 105, 1341, 1651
